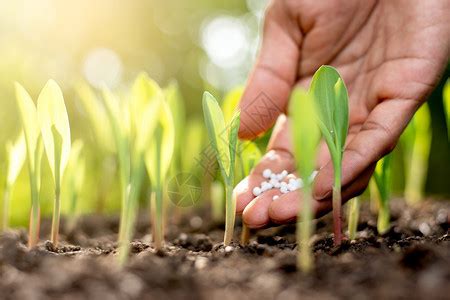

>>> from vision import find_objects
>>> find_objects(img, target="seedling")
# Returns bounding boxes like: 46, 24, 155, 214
1, 134, 26, 231
145, 93, 175, 250
347, 197, 360, 241
14, 83, 44, 248
37, 80, 72, 246
444, 79, 450, 140
371, 154, 392, 235
203, 92, 240, 246
400, 104, 432, 204
63, 140, 85, 231
289, 88, 320, 272
310, 65, 349, 246
101, 73, 160, 264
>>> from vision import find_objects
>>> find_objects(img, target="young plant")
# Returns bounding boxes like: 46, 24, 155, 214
1, 134, 26, 231
371, 154, 392, 235
101, 73, 160, 264
347, 197, 360, 241
37, 80, 71, 246
203, 92, 240, 246
62, 140, 85, 231
400, 104, 432, 204
310, 65, 349, 246
444, 79, 450, 140
289, 88, 320, 272
14, 83, 44, 248
145, 94, 175, 250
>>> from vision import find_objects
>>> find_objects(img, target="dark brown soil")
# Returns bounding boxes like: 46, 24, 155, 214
0, 199, 449, 300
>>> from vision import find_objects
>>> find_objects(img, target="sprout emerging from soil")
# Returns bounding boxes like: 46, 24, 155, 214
101, 73, 160, 264
310, 66, 349, 246
37, 80, 72, 246
14, 83, 44, 248
400, 104, 432, 204
289, 88, 320, 273
444, 79, 450, 141
347, 197, 360, 241
203, 92, 240, 246
371, 154, 392, 235
1, 134, 26, 231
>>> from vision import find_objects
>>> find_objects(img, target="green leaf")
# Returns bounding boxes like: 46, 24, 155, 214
37, 80, 71, 185
203, 92, 231, 178
228, 111, 241, 180
239, 141, 261, 176
309, 65, 349, 158
289, 88, 320, 179
6, 133, 26, 187
76, 82, 114, 152
145, 99, 175, 188
165, 80, 185, 152
443, 79, 450, 141
14, 83, 40, 172
182, 118, 205, 173
222, 87, 243, 124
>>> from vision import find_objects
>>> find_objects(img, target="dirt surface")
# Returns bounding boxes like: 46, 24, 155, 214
0, 199, 449, 300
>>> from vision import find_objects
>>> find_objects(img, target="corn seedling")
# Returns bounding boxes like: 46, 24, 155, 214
289, 88, 320, 272
62, 140, 85, 231
400, 104, 432, 204
444, 79, 450, 140
310, 65, 349, 246
347, 197, 360, 241
101, 73, 160, 264
203, 92, 240, 246
371, 154, 392, 235
1, 134, 26, 231
37, 80, 72, 246
145, 90, 175, 250
15, 83, 44, 248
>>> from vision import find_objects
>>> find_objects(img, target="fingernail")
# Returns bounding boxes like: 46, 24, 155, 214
314, 190, 331, 201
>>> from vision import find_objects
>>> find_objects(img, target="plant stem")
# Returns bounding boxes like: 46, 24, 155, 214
240, 224, 250, 245
347, 197, 360, 241
223, 182, 236, 246
50, 182, 61, 246
28, 173, 40, 248
1, 186, 11, 231
377, 200, 390, 235
151, 186, 164, 250
332, 165, 343, 246
297, 185, 314, 273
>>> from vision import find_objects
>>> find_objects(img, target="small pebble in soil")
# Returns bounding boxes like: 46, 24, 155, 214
224, 246, 234, 253
194, 256, 209, 270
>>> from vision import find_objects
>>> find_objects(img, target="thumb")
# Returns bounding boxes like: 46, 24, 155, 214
239, 1, 301, 139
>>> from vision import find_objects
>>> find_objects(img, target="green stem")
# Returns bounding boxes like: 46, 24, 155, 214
1, 186, 11, 231
332, 162, 343, 246
28, 173, 40, 248
223, 181, 236, 246
51, 182, 61, 246
377, 199, 390, 234
151, 186, 164, 250
297, 185, 314, 273
347, 197, 360, 241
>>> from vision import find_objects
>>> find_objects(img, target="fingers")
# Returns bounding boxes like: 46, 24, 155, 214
313, 98, 419, 201
239, 1, 302, 139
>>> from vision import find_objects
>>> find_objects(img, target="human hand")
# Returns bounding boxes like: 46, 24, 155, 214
235, 0, 450, 228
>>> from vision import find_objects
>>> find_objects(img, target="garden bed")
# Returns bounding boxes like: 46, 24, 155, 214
0, 199, 448, 300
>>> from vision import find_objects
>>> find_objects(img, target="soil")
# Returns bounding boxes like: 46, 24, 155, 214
0, 198, 449, 300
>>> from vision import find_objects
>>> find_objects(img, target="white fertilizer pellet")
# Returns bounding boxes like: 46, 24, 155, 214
251, 168, 319, 199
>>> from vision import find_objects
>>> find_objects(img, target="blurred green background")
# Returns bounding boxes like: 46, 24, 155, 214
0, 0, 448, 226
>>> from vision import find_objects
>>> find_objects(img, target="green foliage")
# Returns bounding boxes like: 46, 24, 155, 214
14, 83, 44, 248
371, 154, 392, 235
400, 104, 432, 204
203, 92, 240, 245
347, 197, 360, 241
444, 79, 450, 140
2, 134, 26, 230
37, 80, 71, 246
309, 65, 349, 246
289, 88, 320, 272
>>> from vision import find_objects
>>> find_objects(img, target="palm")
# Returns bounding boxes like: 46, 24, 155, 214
235, 0, 450, 228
